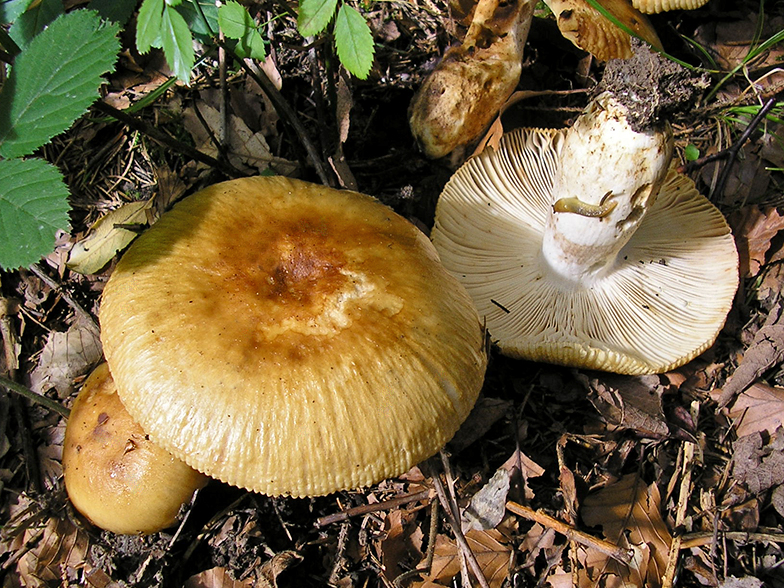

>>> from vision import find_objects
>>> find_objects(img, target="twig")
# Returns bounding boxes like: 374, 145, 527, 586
505, 501, 632, 565
678, 96, 779, 200
394, 499, 439, 587
0, 374, 70, 419
92, 100, 247, 178
315, 489, 432, 527
681, 531, 784, 549
662, 439, 696, 588
424, 459, 491, 588
221, 42, 333, 186
29, 264, 97, 331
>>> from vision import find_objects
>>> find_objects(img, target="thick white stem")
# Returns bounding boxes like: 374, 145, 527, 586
541, 93, 673, 284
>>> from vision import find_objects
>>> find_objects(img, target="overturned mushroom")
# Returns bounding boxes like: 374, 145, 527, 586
409, 0, 536, 159
100, 176, 487, 498
431, 90, 738, 375
63, 363, 208, 534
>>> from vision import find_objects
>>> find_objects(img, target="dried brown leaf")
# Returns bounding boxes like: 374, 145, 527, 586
16, 517, 91, 588
729, 205, 784, 278
713, 382, 784, 437
424, 529, 511, 588
30, 317, 102, 399
732, 429, 784, 495
378, 509, 423, 582
461, 468, 511, 532
581, 474, 672, 588
184, 567, 255, 588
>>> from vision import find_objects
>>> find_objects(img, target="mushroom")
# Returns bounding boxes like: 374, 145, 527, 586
409, 0, 536, 159
99, 175, 487, 497
63, 363, 208, 535
632, 0, 710, 13
430, 90, 739, 375
543, 0, 662, 61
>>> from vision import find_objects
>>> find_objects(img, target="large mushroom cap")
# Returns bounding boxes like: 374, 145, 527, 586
100, 176, 487, 497
431, 127, 739, 375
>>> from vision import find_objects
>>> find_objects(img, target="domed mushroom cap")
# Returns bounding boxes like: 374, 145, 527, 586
100, 176, 487, 497
63, 363, 208, 535
431, 128, 739, 375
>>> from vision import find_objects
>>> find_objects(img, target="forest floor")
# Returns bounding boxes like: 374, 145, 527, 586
2, 0, 784, 586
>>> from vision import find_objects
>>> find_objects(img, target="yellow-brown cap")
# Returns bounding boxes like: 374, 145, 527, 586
100, 176, 487, 497
62, 363, 208, 534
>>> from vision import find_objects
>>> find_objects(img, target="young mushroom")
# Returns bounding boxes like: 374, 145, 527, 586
99, 176, 487, 498
63, 363, 208, 535
430, 85, 738, 375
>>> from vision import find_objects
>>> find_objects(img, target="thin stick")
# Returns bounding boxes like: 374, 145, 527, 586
315, 489, 433, 527
506, 501, 632, 565
29, 264, 97, 331
428, 466, 491, 588
92, 101, 246, 178
222, 42, 333, 186
662, 439, 696, 587
393, 499, 439, 587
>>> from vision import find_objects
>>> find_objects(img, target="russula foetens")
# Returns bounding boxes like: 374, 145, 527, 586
409, 0, 536, 159
431, 91, 739, 375
543, 0, 662, 61
99, 176, 487, 497
63, 363, 208, 534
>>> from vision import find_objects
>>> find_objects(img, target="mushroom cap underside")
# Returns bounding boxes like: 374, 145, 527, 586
62, 363, 208, 534
100, 176, 487, 497
431, 127, 739, 375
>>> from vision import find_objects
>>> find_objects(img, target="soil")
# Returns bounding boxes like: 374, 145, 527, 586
2, 0, 784, 587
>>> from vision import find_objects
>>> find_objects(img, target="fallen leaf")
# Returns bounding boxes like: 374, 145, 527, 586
184, 567, 254, 588
16, 517, 91, 588
449, 396, 513, 452
424, 529, 511, 588
713, 382, 784, 437
378, 508, 423, 582
732, 429, 784, 495
461, 467, 511, 532
30, 317, 102, 399
717, 320, 784, 408
578, 373, 669, 438
729, 205, 784, 278
581, 474, 672, 588
67, 200, 153, 274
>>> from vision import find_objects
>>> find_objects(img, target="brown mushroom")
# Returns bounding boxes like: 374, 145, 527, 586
63, 363, 208, 534
99, 176, 487, 497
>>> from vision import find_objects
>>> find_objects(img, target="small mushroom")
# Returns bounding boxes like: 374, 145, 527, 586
100, 176, 487, 497
62, 363, 208, 534
409, 0, 536, 159
431, 91, 739, 375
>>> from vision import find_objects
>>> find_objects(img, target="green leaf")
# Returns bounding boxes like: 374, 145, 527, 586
0, 0, 35, 26
136, 0, 164, 53
684, 144, 700, 161
334, 4, 373, 79
297, 0, 337, 36
87, 0, 138, 25
219, 1, 266, 60
0, 9, 120, 159
160, 4, 194, 84
8, 0, 63, 50
178, 0, 219, 39
0, 158, 70, 270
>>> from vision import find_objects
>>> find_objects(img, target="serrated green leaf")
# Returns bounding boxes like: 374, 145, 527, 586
136, 0, 164, 53
297, 0, 337, 36
160, 4, 194, 84
219, 2, 266, 61
8, 0, 62, 51
334, 4, 373, 79
0, 9, 120, 159
0, 158, 70, 270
